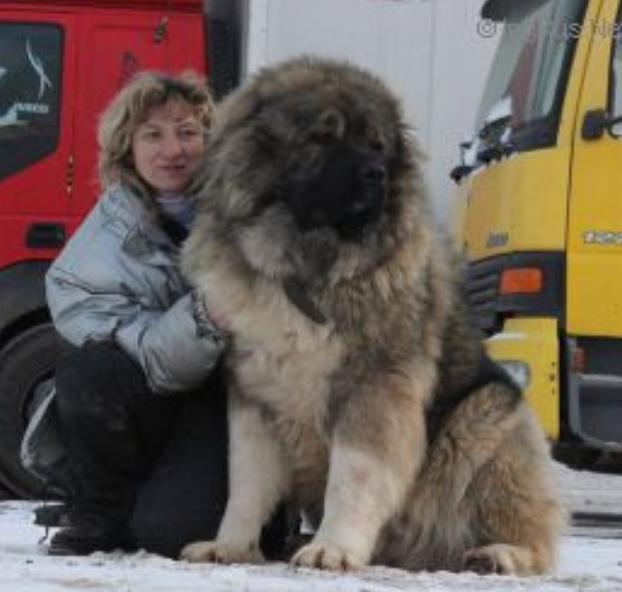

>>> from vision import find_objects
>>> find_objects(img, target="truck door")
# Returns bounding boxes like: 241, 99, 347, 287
565, 0, 622, 450
70, 9, 205, 218
567, 0, 622, 339
0, 13, 76, 266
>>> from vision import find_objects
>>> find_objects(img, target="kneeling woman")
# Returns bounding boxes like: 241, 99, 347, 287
42, 72, 285, 558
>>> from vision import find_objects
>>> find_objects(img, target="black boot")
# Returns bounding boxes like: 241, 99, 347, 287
39, 501, 135, 556
48, 522, 136, 556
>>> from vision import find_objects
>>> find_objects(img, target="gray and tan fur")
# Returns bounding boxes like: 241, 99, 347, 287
180, 57, 565, 574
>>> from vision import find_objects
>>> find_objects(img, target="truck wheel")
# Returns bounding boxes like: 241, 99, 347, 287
0, 323, 70, 499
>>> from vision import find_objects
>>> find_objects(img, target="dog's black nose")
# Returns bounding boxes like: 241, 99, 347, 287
361, 163, 387, 184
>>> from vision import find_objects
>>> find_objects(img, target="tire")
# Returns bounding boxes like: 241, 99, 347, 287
0, 482, 11, 501
0, 323, 70, 499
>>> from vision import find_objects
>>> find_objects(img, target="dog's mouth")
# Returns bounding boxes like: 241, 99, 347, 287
335, 172, 387, 239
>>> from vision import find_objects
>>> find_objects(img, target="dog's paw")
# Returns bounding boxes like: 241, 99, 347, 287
180, 540, 265, 565
291, 541, 363, 571
461, 544, 520, 575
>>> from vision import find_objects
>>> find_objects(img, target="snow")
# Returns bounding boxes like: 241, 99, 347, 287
0, 465, 621, 591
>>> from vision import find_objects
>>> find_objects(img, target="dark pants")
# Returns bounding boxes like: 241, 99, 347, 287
53, 341, 231, 558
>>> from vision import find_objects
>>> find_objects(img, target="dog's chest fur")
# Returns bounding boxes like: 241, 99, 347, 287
199, 261, 344, 496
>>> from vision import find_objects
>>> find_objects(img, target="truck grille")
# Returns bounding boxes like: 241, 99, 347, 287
465, 252, 564, 336
466, 261, 501, 334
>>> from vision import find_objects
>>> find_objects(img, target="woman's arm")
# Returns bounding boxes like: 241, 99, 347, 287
46, 264, 225, 393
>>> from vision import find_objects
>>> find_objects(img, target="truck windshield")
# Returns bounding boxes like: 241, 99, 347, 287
475, 0, 586, 149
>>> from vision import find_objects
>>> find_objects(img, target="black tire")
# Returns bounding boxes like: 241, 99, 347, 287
0, 482, 11, 501
0, 323, 70, 499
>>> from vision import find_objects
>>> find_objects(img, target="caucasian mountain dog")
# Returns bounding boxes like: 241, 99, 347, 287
180, 57, 565, 575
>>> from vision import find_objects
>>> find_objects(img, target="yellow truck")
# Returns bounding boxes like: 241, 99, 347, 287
453, 0, 622, 469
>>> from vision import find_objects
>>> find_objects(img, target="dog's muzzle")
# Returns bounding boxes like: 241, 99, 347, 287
336, 162, 387, 239
288, 150, 388, 240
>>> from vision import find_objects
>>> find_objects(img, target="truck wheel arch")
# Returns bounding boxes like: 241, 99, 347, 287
0, 260, 51, 344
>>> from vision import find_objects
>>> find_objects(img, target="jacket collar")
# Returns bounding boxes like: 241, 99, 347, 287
102, 185, 180, 266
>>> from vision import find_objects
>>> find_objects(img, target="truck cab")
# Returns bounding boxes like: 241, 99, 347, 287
454, 0, 622, 470
0, 0, 235, 497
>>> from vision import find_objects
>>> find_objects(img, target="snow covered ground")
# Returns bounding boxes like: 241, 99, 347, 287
0, 464, 621, 592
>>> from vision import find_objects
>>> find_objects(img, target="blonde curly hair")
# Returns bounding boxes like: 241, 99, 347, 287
97, 71, 214, 199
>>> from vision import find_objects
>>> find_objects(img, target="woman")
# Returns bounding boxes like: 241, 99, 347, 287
40, 72, 285, 558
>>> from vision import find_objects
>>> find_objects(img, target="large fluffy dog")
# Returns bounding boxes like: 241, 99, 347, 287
180, 57, 565, 574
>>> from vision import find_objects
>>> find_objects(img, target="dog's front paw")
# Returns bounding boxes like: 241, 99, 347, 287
291, 541, 363, 571
462, 544, 521, 575
180, 540, 265, 565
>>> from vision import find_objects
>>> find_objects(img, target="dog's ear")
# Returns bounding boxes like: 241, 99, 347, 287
209, 88, 262, 141
310, 108, 345, 143
190, 88, 267, 220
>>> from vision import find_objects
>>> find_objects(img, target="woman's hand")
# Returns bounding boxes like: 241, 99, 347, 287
190, 289, 231, 336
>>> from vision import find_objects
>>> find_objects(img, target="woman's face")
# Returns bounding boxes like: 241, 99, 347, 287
132, 99, 206, 194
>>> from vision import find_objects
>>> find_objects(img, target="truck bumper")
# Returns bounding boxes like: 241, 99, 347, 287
485, 317, 560, 440
566, 338, 622, 453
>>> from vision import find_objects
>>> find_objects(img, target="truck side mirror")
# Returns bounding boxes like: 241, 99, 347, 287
610, 116, 622, 138
449, 165, 473, 184
581, 109, 622, 140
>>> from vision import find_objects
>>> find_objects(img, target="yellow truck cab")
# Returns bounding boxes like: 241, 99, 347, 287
453, 0, 622, 469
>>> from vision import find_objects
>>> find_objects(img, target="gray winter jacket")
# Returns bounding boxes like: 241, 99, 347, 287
45, 184, 225, 394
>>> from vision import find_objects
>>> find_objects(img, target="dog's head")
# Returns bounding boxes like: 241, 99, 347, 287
192, 57, 428, 283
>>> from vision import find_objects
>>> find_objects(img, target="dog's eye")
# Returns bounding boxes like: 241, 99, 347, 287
308, 108, 346, 145
309, 130, 336, 145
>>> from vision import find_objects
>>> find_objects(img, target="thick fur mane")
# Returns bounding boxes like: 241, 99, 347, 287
187, 58, 433, 285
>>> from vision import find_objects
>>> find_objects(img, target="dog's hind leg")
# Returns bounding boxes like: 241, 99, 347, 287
377, 380, 526, 571
460, 407, 566, 576
181, 393, 290, 564
380, 380, 565, 575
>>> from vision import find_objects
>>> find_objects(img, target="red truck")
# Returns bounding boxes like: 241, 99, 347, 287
0, 0, 235, 497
